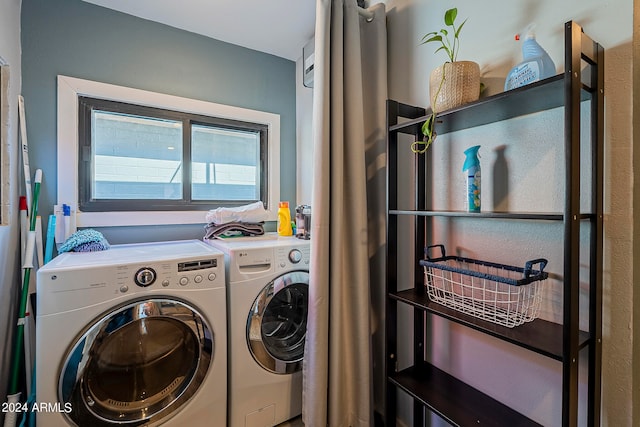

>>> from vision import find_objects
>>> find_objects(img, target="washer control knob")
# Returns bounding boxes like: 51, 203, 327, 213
208, 273, 217, 281
135, 267, 156, 287
162, 279, 170, 287
179, 277, 189, 286
120, 285, 129, 293
194, 275, 203, 284
289, 249, 302, 264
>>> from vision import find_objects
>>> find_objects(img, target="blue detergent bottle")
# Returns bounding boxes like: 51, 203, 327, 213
504, 24, 556, 91
463, 145, 481, 213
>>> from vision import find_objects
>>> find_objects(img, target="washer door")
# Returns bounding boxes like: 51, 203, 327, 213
59, 298, 213, 427
247, 271, 309, 374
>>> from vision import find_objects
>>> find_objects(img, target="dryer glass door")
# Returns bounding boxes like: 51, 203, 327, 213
59, 299, 213, 427
247, 271, 309, 374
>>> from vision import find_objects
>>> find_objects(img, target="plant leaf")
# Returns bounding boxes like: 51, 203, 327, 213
420, 31, 438, 41
444, 8, 457, 26
421, 35, 443, 44
455, 19, 468, 39
433, 46, 449, 56
422, 115, 435, 136
421, 121, 431, 137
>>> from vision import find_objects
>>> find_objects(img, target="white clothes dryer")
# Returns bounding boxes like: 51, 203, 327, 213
205, 234, 310, 427
36, 240, 226, 427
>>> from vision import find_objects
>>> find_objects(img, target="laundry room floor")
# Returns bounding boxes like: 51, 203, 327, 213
276, 416, 304, 426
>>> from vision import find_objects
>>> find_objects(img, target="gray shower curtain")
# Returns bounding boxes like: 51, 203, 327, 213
302, 1, 387, 426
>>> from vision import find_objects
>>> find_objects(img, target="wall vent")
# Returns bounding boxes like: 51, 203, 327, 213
303, 38, 314, 88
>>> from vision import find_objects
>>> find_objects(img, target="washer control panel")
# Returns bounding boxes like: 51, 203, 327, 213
36, 240, 225, 315
113, 256, 222, 293
275, 245, 310, 271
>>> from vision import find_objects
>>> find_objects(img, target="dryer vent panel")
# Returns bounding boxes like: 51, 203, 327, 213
303, 38, 314, 88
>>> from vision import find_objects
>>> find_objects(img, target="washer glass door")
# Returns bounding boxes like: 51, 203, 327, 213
247, 270, 309, 374
59, 299, 213, 426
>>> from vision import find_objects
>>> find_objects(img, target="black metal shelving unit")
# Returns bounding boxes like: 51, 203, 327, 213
385, 21, 604, 426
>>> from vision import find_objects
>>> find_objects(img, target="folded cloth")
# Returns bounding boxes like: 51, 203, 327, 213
204, 221, 265, 240
205, 201, 270, 225
59, 229, 110, 253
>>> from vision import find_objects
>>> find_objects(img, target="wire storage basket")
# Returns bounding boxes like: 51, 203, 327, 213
420, 245, 548, 328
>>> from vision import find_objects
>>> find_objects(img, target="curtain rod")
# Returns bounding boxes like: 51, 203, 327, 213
358, 6, 374, 22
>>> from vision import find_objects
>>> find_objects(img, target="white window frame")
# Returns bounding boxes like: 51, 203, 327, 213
0, 62, 8, 226
57, 75, 280, 227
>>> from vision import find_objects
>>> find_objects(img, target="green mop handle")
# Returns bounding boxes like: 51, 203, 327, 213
7, 169, 41, 396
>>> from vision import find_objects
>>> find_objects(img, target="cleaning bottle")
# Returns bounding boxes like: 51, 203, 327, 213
277, 201, 293, 236
463, 145, 481, 213
504, 24, 556, 91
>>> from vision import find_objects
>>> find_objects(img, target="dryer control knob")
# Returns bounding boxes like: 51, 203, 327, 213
179, 277, 189, 286
289, 249, 303, 264
135, 267, 156, 287
208, 273, 217, 281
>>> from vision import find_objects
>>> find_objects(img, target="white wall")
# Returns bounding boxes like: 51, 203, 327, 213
296, 48, 315, 207
382, 0, 633, 425
0, 0, 22, 420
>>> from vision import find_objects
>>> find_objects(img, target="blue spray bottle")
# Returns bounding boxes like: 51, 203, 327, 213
504, 24, 556, 91
463, 145, 481, 213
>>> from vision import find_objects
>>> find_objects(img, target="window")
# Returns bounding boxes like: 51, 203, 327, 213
58, 76, 280, 227
78, 97, 267, 212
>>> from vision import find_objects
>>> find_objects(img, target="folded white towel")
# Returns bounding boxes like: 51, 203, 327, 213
205, 201, 270, 224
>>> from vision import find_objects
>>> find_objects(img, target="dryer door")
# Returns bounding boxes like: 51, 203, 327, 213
247, 270, 309, 374
59, 298, 213, 427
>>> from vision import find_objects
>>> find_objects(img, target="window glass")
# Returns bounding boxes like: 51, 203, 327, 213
59, 299, 213, 425
92, 111, 183, 200
191, 124, 260, 201
78, 95, 268, 212
85, 317, 198, 414
261, 283, 308, 362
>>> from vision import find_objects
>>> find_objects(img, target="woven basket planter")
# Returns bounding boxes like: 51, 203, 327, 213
429, 61, 480, 112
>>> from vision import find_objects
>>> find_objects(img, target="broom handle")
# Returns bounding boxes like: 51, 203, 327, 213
7, 170, 41, 396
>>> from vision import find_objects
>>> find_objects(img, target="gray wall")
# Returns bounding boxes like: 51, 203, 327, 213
21, 0, 296, 243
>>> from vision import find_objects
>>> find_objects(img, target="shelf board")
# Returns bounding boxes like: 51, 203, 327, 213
388, 74, 594, 136
389, 362, 542, 427
389, 209, 563, 221
390, 288, 591, 361
389, 210, 597, 221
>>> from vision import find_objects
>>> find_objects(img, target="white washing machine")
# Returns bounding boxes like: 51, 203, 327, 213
205, 234, 310, 427
36, 240, 226, 427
